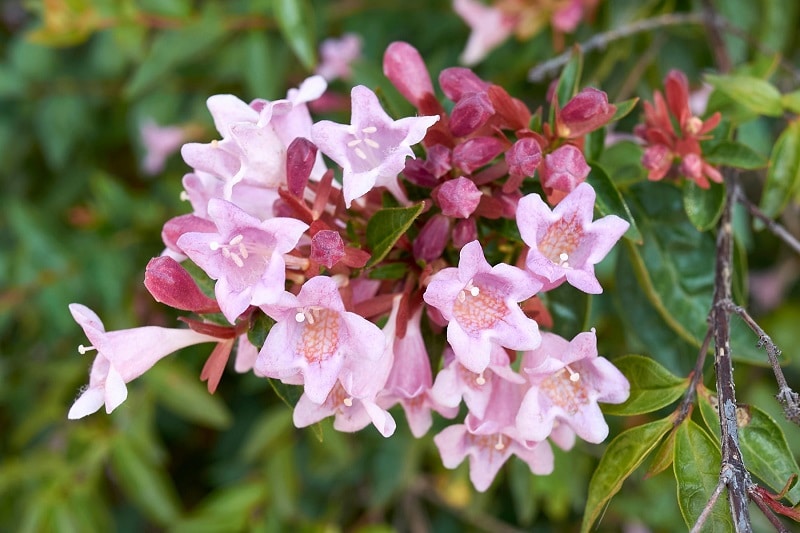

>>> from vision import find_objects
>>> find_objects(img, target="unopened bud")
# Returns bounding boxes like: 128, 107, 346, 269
413, 214, 452, 263
453, 218, 478, 248
311, 230, 346, 269
438, 67, 490, 102
506, 137, 543, 177
540, 144, 590, 193
437, 177, 482, 219
557, 87, 616, 139
449, 92, 495, 137
286, 137, 318, 197
452, 136, 505, 174
383, 41, 435, 108
145, 256, 220, 314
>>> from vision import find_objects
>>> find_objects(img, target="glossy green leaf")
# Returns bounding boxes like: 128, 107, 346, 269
674, 420, 733, 532
587, 164, 642, 243
698, 391, 800, 505
109, 438, 182, 525
705, 74, 783, 117
759, 120, 800, 219
367, 262, 411, 280
602, 355, 688, 416
610, 97, 639, 121
703, 140, 769, 169
683, 181, 725, 231
646, 427, 677, 478
365, 203, 424, 267
145, 361, 232, 429
273, 0, 317, 71
555, 46, 583, 108
782, 90, 800, 114
247, 310, 275, 350
124, 8, 227, 98
581, 417, 673, 533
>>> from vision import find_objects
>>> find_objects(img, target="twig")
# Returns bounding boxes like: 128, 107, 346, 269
748, 488, 791, 533
700, 0, 732, 73
711, 174, 752, 532
528, 12, 706, 81
725, 301, 800, 425
676, 327, 714, 426
690, 473, 729, 533
736, 192, 800, 256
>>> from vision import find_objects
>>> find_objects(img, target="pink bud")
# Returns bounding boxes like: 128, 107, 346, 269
383, 41, 435, 108
540, 144, 590, 193
426, 144, 453, 178
438, 176, 482, 218
452, 218, 478, 248
452, 136, 505, 174
449, 92, 495, 137
679, 153, 703, 180
311, 230, 346, 269
413, 214, 452, 263
665, 69, 691, 125
438, 67, 490, 102
403, 159, 439, 188
506, 137, 543, 177
286, 137, 317, 197
557, 87, 617, 138
642, 144, 672, 181
162, 214, 216, 253
144, 256, 220, 314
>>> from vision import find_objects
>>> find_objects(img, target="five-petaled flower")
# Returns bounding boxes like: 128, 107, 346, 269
515, 330, 630, 443
516, 182, 629, 294
311, 85, 439, 207
177, 199, 308, 323
423, 239, 542, 373
67, 304, 220, 419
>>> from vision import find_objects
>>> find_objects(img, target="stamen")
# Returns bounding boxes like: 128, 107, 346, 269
475, 372, 486, 386
364, 138, 380, 149
469, 286, 480, 297
295, 311, 306, 323
565, 364, 580, 382
354, 147, 368, 160
211, 139, 219, 148
209, 241, 221, 251
362, 126, 377, 134
78, 344, 95, 355
343, 397, 353, 407
347, 138, 362, 147
559, 252, 569, 262
494, 434, 505, 450
179, 191, 190, 202
457, 290, 467, 303
230, 253, 244, 268
229, 234, 244, 246
238, 243, 249, 259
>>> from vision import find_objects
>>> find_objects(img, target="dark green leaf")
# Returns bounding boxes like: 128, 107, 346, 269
544, 282, 590, 338
646, 427, 677, 478
273, 0, 317, 71
703, 140, 769, 169
587, 164, 642, 243
145, 361, 232, 429
674, 420, 733, 531
367, 262, 411, 280
705, 74, 783, 117
124, 8, 227, 98
584, 127, 606, 163
760, 120, 800, 219
602, 355, 688, 416
597, 140, 647, 186
109, 438, 182, 525
365, 203, 424, 268
247, 310, 275, 350
683, 181, 725, 231
580, 417, 673, 533
610, 97, 639, 121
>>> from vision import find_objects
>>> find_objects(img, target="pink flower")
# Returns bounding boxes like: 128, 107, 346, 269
176, 199, 308, 323
315, 33, 362, 81
433, 382, 553, 492
516, 330, 630, 443
254, 276, 387, 404
67, 304, 220, 419
140, 119, 186, 175
311, 85, 439, 207
453, 0, 516, 66
294, 382, 396, 437
516, 182, 629, 294
423, 240, 542, 373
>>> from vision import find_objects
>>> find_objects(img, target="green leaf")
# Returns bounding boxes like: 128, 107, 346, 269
544, 282, 590, 338
602, 355, 688, 416
610, 97, 639, 122
674, 420, 733, 532
581, 417, 673, 533
365, 203, 425, 268
759, 120, 800, 219
782, 89, 800, 114
172, 481, 267, 533
145, 361, 232, 429
367, 262, 411, 280
34, 93, 90, 170
698, 391, 800, 505
683, 181, 725, 231
646, 427, 677, 478
124, 8, 227, 98
109, 438, 182, 525
703, 140, 769, 169
705, 74, 783, 117
272, 0, 317, 71
555, 46, 583, 108
587, 164, 642, 243
247, 310, 275, 350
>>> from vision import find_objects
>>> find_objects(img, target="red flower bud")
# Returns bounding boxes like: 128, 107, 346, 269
452, 136, 505, 174
557, 87, 617, 138
383, 41, 435, 108
286, 137, 317, 197
506, 137, 543, 177
449, 92, 495, 137
438, 176, 482, 218
413, 214, 452, 263
438, 67, 490, 102
540, 144, 590, 194
144, 256, 220, 314
452, 218, 478, 248
311, 230, 346, 269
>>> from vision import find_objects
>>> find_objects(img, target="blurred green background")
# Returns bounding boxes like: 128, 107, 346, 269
2, 0, 800, 531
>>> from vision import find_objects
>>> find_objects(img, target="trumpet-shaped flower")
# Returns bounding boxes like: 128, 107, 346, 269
67, 304, 220, 419
311, 85, 439, 207
294, 382, 396, 437
516, 182, 629, 294
515, 330, 630, 443
176, 199, 308, 323
423, 240, 542, 373
255, 276, 387, 404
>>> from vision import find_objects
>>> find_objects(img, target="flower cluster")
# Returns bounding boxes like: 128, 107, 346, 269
636, 70, 722, 188
69, 41, 631, 491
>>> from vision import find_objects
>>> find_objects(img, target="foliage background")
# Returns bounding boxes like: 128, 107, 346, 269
2, 0, 800, 531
